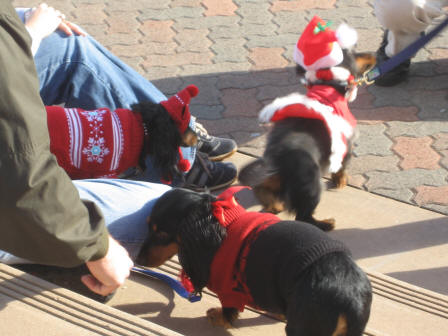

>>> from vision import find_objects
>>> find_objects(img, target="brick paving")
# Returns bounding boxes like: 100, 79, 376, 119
14, 0, 448, 215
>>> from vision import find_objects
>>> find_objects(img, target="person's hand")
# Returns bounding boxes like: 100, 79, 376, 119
24, 3, 86, 41
81, 236, 134, 296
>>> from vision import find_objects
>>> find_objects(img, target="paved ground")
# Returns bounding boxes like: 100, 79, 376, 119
5, 2, 448, 333
14, 0, 448, 214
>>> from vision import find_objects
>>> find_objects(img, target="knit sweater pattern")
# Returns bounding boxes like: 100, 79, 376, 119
46, 106, 144, 179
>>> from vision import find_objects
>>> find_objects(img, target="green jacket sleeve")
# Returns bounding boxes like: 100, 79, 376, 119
0, 2, 109, 267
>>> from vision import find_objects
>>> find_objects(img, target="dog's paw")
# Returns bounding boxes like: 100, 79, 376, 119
331, 171, 348, 189
317, 218, 336, 232
206, 307, 233, 329
267, 313, 286, 321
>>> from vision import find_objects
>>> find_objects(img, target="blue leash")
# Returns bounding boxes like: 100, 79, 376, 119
132, 267, 201, 303
362, 15, 448, 84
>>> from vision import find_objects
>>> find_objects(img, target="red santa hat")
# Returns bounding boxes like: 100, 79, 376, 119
161, 85, 199, 133
293, 16, 358, 71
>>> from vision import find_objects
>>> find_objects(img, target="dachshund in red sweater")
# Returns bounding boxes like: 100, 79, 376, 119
46, 85, 199, 182
239, 17, 376, 231
137, 187, 372, 336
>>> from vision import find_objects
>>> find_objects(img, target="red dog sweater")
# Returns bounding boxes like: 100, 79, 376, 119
198, 187, 349, 312
258, 84, 356, 173
46, 85, 199, 180
206, 187, 281, 311
46, 106, 145, 179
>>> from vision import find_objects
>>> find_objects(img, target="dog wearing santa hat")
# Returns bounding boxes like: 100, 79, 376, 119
239, 16, 376, 231
46, 85, 199, 182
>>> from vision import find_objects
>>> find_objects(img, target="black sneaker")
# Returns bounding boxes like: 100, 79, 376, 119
182, 152, 237, 192
195, 122, 237, 161
374, 30, 411, 87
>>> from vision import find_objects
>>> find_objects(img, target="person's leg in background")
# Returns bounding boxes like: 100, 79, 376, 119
373, 0, 448, 86
34, 31, 237, 189
34, 31, 166, 110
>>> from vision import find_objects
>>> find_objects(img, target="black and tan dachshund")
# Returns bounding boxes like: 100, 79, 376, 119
46, 85, 199, 182
239, 18, 376, 231
137, 187, 372, 336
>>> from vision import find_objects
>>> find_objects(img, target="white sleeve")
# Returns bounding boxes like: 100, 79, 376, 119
15, 7, 29, 22
15, 7, 41, 56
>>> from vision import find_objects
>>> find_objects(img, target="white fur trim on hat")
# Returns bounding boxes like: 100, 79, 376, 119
305, 67, 352, 83
258, 93, 334, 124
336, 23, 358, 49
294, 42, 344, 71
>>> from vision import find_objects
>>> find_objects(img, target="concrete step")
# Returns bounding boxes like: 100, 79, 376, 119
105, 259, 448, 336
0, 263, 181, 336
3, 259, 446, 336
2, 151, 447, 335
104, 151, 448, 335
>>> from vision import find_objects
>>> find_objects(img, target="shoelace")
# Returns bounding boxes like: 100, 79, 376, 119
195, 122, 212, 141
194, 152, 213, 179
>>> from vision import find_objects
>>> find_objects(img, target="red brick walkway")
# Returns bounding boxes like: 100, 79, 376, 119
14, 0, 448, 215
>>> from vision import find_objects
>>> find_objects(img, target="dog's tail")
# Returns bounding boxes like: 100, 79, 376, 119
286, 252, 372, 336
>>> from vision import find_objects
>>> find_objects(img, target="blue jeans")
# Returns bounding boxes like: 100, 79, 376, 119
34, 31, 195, 180
0, 179, 171, 264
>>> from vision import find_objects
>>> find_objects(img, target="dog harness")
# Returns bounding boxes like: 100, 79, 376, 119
258, 84, 356, 173
206, 187, 281, 311
46, 106, 144, 179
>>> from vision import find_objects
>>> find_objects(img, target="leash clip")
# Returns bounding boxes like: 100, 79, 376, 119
357, 67, 378, 86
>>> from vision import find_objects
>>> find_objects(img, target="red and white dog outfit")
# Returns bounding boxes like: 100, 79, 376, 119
47, 106, 145, 179
259, 16, 359, 173
259, 83, 356, 173
46, 85, 199, 179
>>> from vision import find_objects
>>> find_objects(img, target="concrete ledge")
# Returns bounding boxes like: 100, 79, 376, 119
368, 270, 448, 319
113, 260, 447, 336
3, 152, 447, 335
366, 270, 448, 335
0, 263, 181, 336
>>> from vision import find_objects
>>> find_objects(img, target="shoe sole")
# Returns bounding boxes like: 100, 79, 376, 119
208, 147, 238, 162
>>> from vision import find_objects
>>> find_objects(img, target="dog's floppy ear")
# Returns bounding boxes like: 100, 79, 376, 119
146, 188, 226, 294
131, 102, 183, 181
296, 64, 306, 76
175, 191, 226, 294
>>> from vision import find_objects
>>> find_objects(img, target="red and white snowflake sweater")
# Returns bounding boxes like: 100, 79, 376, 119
258, 85, 356, 173
46, 106, 144, 179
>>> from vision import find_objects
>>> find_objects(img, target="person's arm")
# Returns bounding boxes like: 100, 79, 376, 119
374, 0, 444, 55
0, 1, 131, 294
17, 3, 86, 55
